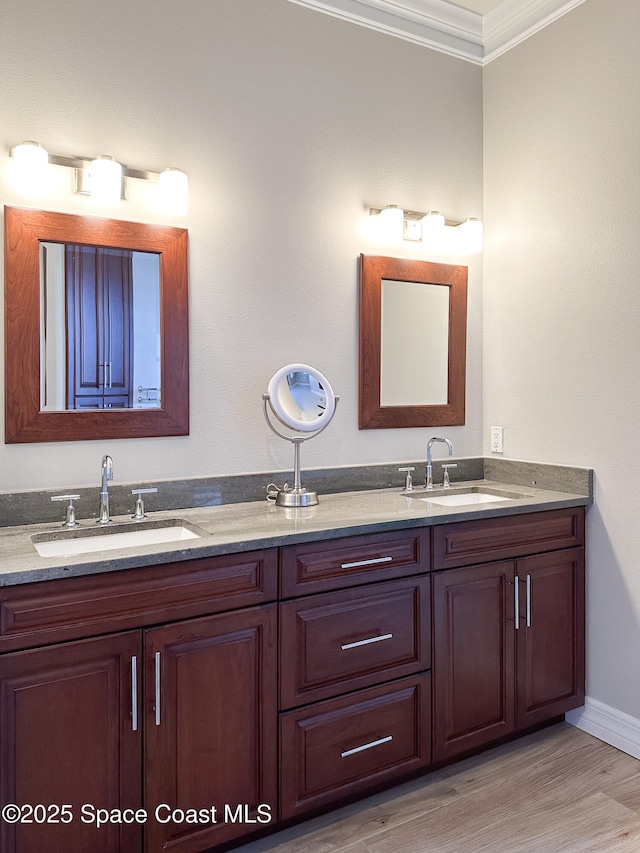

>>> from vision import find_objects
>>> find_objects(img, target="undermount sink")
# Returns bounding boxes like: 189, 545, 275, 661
32, 519, 207, 558
404, 486, 529, 507
422, 491, 513, 507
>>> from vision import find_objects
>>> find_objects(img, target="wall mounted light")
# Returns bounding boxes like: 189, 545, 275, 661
376, 204, 405, 242
369, 205, 483, 254
11, 140, 49, 195
159, 167, 189, 217
458, 217, 483, 254
88, 155, 122, 207
8, 141, 189, 216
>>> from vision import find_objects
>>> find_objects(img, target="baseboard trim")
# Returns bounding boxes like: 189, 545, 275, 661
566, 697, 640, 760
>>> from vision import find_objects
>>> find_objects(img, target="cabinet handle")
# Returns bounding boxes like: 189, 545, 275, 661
514, 575, 520, 629
131, 656, 138, 732
341, 556, 393, 569
341, 633, 393, 650
526, 574, 532, 628
341, 735, 393, 758
154, 651, 161, 726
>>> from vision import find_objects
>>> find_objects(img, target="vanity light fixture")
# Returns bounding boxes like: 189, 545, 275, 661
8, 141, 189, 216
421, 210, 446, 241
458, 217, 483, 254
88, 155, 122, 207
11, 140, 49, 195
159, 167, 189, 216
369, 206, 483, 254
376, 204, 405, 242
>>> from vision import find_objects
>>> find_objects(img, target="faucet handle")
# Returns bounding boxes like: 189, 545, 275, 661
441, 463, 458, 489
51, 494, 81, 528
397, 467, 415, 492
131, 488, 158, 520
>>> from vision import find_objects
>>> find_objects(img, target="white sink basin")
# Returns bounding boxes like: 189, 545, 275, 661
421, 492, 513, 507
404, 486, 527, 507
32, 521, 205, 558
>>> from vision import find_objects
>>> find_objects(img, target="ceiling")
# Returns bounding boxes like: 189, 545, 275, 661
287, 0, 587, 64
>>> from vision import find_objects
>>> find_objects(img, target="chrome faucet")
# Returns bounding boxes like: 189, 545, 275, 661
97, 454, 114, 524
426, 437, 454, 490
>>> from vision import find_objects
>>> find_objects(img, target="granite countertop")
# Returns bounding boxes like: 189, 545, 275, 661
0, 477, 592, 587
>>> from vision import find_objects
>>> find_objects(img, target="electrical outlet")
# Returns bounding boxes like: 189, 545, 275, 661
491, 426, 504, 453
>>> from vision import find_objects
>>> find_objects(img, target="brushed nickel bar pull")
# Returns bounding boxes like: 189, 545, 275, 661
526, 574, 532, 628
341, 735, 393, 758
341, 633, 393, 650
131, 656, 138, 732
515, 576, 520, 629
341, 556, 393, 569
154, 651, 161, 726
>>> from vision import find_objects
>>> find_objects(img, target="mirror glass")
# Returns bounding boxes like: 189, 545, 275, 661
380, 279, 449, 406
5, 206, 189, 443
359, 255, 467, 429
267, 363, 336, 432
40, 242, 161, 411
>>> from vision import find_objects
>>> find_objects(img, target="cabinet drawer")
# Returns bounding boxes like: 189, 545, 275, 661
280, 673, 431, 819
280, 577, 430, 709
0, 549, 277, 653
280, 528, 430, 597
432, 507, 585, 570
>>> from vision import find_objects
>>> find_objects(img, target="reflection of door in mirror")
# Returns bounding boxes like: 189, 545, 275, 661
40, 242, 161, 412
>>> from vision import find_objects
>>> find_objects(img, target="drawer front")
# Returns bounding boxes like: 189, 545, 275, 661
432, 507, 585, 570
280, 528, 430, 597
280, 577, 430, 709
0, 549, 278, 653
280, 673, 431, 819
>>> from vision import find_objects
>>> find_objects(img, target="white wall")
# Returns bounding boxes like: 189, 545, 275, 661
0, 0, 483, 491
483, 0, 640, 722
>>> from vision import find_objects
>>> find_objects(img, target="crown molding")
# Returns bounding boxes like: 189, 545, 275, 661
483, 0, 588, 62
286, 0, 588, 65
286, 0, 484, 64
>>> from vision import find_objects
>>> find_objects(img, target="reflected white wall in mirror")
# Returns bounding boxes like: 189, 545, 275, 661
40, 242, 161, 412
380, 279, 449, 407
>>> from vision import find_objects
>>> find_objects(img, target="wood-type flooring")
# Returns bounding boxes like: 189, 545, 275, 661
235, 723, 640, 853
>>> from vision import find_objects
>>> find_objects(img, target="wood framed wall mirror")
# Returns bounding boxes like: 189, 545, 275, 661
359, 254, 467, 429
4, 206, 189, 443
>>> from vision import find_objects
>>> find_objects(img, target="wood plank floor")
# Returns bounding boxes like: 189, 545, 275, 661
236, 723, 640, 853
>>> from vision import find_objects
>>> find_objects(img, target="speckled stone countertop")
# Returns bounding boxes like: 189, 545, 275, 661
0, 474, 592, 587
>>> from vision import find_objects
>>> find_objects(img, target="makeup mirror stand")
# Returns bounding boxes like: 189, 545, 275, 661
262, 394, 339, 507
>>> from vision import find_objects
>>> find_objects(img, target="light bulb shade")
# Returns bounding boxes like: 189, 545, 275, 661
89, 155, 122, 206
12, 141, 48, 195
421, 211, 445, 242
159, 167, 188, 216
458, 217, 483, 254
377, 205, 404, 243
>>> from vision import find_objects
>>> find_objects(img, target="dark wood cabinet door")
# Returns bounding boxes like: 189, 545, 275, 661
144, 605, 278, 853
432, 561, 516, 762
0, 631, 142, 853
516, 547, 585, 729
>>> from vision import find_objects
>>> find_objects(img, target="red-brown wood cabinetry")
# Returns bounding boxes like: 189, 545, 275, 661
0, 631, 142, 853
432, 508, 585, 762
0, 506, 586, 853
0, 550, 278, 853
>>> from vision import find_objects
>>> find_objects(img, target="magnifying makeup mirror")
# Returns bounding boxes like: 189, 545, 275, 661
263, 364, 338, 507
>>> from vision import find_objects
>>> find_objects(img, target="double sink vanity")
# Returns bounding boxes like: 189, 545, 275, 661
0, 459, 590, 853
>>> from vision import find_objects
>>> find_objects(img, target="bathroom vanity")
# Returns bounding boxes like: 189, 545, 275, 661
0, 477, 588, 853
